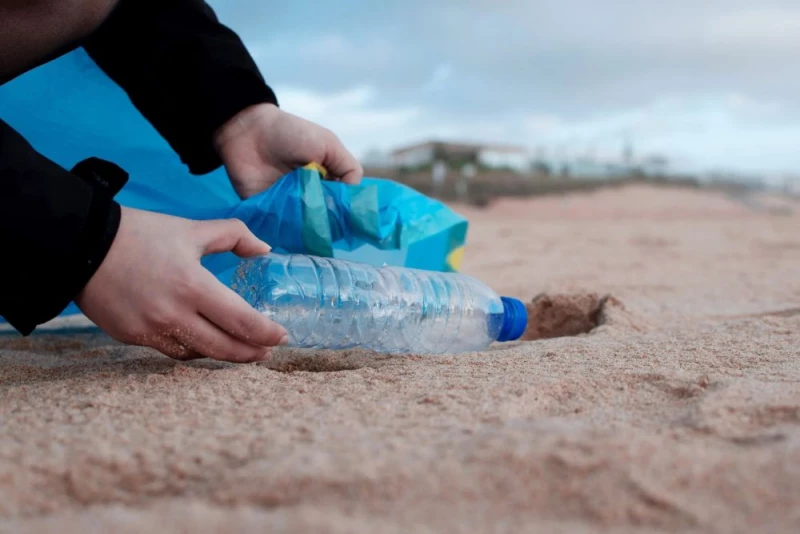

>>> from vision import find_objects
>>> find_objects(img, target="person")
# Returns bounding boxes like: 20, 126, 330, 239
0, 0, 364, 363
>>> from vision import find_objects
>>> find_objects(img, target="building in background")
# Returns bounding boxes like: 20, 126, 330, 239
476, 145, 531, 172
388, 140, 682, 181
541, 151, 671, 181
391, 141, 531, 173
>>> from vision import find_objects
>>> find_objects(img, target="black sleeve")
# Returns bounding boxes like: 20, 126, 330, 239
82, 0, 279, 176
0, 119, 126, 335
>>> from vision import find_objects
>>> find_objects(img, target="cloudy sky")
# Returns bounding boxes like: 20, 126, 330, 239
209, 0, 800, 177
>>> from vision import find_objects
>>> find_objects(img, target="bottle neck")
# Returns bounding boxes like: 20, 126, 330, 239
497, 297, 528, 342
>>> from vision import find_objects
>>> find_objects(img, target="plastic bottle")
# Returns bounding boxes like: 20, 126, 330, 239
230, 253, 528, 354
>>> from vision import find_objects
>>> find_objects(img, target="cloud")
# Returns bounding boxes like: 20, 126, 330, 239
422, 64, 453, 93
273, 85, 422, 151
207, 0, 800, 177
272, 82, 799, 176
709, 7, 800, 49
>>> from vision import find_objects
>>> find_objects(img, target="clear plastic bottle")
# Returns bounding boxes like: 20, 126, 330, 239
230, 254, 527, 354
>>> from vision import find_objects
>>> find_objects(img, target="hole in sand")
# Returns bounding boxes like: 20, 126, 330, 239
522, 293, 626, 341
261, 348, 392, 373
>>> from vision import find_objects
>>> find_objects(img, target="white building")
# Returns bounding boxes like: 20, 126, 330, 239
477, 145, 531, 172
392, 143, 437, 168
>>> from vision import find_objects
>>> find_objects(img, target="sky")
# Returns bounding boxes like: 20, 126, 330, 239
209, 0, 800, 178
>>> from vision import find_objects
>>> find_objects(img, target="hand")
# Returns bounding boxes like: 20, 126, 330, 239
214, 103, 363, 199
74, 207, 288, 363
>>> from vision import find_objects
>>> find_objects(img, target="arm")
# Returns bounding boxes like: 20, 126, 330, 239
82, 0, 363, 194
0, 119, 124, 334
0, 0, 298, 357
82, 0, 278, 175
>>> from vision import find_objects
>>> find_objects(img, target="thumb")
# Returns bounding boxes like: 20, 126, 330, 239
321, 131, 364, 185
196, 219, 271, 257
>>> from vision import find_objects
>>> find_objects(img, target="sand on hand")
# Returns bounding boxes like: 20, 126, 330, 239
2, 185, 800, 533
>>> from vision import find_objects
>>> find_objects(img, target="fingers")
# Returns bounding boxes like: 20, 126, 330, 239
149, 318, 270, 363
196, 218, 270, 257
144, 331, 204, 361
173, 315, 272, 363
321, 131, 364, 185
194, 269, 289, 348
134, 269, 285, 363
151, 217, 288, 362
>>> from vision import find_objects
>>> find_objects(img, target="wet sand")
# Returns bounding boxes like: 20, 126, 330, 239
2, 184, 800, 533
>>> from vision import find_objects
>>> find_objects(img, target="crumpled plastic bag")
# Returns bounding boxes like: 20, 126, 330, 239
203, 164, 468, 279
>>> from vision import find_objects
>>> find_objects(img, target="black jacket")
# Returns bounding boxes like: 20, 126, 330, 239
0, 0, 278, 334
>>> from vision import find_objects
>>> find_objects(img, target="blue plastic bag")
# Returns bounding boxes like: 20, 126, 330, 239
0, 49, 467, 327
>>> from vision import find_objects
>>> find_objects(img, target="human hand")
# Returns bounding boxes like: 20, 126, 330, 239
74, 207, 287, 363
213, 103, 363, 199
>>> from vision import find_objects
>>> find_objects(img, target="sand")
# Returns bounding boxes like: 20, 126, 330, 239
2, 184, 800, 533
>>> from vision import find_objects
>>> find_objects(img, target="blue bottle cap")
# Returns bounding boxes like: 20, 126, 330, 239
498, 297, 528, 342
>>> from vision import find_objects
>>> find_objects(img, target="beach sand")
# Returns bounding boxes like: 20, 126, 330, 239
2, 184, 800, 533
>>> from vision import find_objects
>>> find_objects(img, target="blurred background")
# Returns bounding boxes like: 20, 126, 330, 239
208, 0, 800, 204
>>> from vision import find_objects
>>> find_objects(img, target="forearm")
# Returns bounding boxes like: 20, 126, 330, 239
0, 0, 119, 84
82, 0, 278, 175
0, 119, 125, 334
